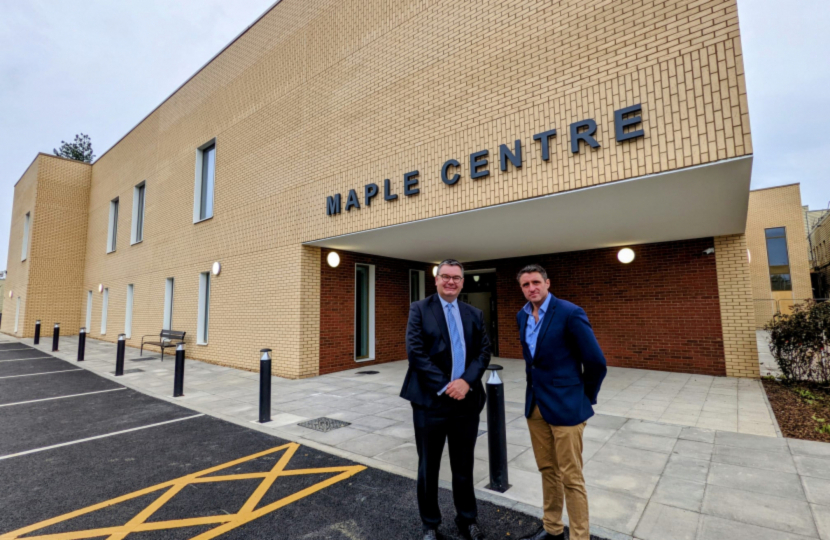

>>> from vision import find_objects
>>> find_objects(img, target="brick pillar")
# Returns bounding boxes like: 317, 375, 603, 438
714, 234, 760, 378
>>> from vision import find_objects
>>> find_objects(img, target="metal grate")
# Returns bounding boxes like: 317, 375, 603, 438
110, 368, 145, 375
355, 370, 379, 375
297, 417, 351, 432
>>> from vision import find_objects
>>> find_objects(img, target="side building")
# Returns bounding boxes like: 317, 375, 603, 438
3, 0, 759, 378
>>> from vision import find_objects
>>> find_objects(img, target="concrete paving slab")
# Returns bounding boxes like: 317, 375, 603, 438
714, 430, 790, 453
606, 430, 677, 453
812, 503, 830, 540
662, 454, 710, 484
619, 419, 682, 439
336, 432, 408, 457
698, 515, 818, 540
708, 461, 806, 500
712, 443, 797, 473
633, 501, 699, 540
672, 439, 713, 460
790, 439, 830, 459
591, 443, 669, 475
802, 476, 830, 506
584, 460, 660, 500
649, 475, 705, 512
585, 485, 647, 536
702, 484, 818, 537
795, 455, 830, 480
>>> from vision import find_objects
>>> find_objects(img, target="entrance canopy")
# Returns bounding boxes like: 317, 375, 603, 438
306, 156, 752, 263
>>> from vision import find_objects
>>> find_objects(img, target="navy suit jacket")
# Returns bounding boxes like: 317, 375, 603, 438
517, 295, 607, 426
401, 294, 491, 412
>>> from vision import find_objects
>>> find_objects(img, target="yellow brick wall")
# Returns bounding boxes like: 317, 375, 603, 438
809, 212, 830, 297
7, 0, 754, 377
714, 234, 759, 377
746, 184, 813, 327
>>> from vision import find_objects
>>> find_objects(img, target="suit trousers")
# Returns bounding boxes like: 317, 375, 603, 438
526, 405, 589, 540
412, 404, 480, 530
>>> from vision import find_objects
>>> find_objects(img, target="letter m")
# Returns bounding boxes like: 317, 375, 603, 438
326, 194, 342, 216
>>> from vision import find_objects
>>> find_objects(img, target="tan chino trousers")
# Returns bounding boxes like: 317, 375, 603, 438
526, 405, 589, 540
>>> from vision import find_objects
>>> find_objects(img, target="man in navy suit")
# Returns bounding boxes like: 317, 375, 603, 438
401, 259, 491, 540
515, 264, 607, 540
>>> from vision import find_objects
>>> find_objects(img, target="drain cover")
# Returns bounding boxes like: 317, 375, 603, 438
355, 370, 379, 375
297, 417, 351, 432
110, 368, 145, 375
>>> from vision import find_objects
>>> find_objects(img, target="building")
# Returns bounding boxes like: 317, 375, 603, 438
2, 0, 759, 378
745, 184, 814, 327
810, 210, 830, 298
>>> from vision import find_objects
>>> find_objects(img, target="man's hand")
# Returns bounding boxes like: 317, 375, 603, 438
446, 379, 470, 400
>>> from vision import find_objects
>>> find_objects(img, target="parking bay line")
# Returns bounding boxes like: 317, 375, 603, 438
0, 369, 84, 379
0, 414, 205, 461
0, 356, 57, 363
0, 388, 126, 408
0, 348, 36, 352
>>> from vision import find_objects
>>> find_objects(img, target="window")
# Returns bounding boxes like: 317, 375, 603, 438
197, 272, 210, 344
21, 212, 30, 261
355, 264, 375, 361
86, 291, 92, 330
409, 269, 425, 303
765, 227, 792, 291
107, 198, 119, 253
194, 141, 216, 222
125, 284, 134, 338
101, 288, 109, 334
131, 183, 145, 244
14, 297, 20, 334
164, 278, 174, 330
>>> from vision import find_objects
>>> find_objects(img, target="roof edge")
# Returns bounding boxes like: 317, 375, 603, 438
14, 153, 92, 187
750, 182, 800, 193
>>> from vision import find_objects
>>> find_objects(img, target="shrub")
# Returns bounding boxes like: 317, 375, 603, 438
765, 300, 830, 384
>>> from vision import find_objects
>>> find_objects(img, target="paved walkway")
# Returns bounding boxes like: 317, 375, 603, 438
10, 333, 830, 540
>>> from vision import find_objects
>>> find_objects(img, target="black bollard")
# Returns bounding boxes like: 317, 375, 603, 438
259, 349, 272, 423
51, 323, 60, 352
77, 328, 86, 362
115, 334, 126, 376
485, 364, 511, 492
34, 320, 41, 345
173, 344, 185, 397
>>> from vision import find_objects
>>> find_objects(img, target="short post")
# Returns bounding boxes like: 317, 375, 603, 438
51, 323, 60, 352
485, 365, 510, 492
34, 320, 41, 345
259, 349, 272, 423
115, 334, 126, 376
173, 344, 185, 397
77, 328, 86, 362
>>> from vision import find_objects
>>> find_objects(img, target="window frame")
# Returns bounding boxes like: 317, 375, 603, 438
765, 227, 792, 292
131, 182, 146, 245
409, 269, 425, 303
197, 272, 211, 345
101, 288, 109, 335
125, 284, 134, 338
354, 263, 376, 362
107, 198, 119, 253
21, 212, 30, 261
193, 140, 216, 223
86, 291, 92, 330
163, 278, 174, 330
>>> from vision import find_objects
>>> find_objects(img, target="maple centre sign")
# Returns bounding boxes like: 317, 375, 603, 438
326, 104, 645, 216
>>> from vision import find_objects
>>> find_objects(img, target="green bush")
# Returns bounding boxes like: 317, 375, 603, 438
765, 301, 830, 384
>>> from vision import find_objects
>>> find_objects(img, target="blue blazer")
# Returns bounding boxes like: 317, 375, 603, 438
401, 294, 491, 412
517, 295, 607, 426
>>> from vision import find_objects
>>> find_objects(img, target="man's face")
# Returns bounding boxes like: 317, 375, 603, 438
436, 264, 464, 301
519, 272, 550, 304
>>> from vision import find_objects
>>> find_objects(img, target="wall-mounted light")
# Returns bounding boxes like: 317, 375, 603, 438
432, 266, 438, 277
473, 275, 480, 282
98, 284, 103, 293
8, 291, 12, 299
747, 249, 751, 263
326, 251, 340, 268
212, 262, 221, 276
617, 248, 635, 264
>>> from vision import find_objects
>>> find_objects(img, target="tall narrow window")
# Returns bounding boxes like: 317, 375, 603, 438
14, 297, 20, 333
164, 278, 174, 330
107, 198, 119, 253
355, 264, 375, 361
197, 272, 210, 344
101, 288, 109, 334
125, 284, 134, 338
194, 141, 216, 222
409, 270, 425, 303
131, 183, 145, 244
21, 212, 30, 261
765, 227, 792, 291
86, 291, 92, 330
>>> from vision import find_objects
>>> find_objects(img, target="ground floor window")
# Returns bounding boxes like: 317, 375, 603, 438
164, 278, 174, 330
14, 297, 20, 333
197, 272, 210, 345
125, 284, 134, 338
355, 264, 375, 361
86, 291, 92, 330
101, 288, 109, 334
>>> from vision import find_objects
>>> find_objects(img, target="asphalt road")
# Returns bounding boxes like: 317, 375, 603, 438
0, 342, 601, 540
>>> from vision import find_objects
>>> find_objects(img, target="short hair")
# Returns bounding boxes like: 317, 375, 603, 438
516, 264, 548, 282
437, 259, 464, 275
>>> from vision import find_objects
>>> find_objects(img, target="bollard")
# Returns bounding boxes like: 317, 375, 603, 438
51, 323, 60, 352
77, 328, 86, 362
115, 334, 126, 376
485, 364, 511, 492
259, 349, 272, 423
173, 343, 185, 397
34, 320, 41, 345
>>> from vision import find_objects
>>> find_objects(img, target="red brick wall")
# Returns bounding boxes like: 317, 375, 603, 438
319, 250, 436, 375
467, 238, 726, 376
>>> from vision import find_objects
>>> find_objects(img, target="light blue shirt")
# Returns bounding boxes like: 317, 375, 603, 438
438, 296, 466, 395
523, 293, 552, 358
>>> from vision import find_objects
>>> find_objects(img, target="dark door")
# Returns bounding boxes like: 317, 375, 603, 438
459, 272, 499, 357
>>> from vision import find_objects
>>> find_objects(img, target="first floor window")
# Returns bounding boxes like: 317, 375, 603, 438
765, 227, 792, 291
355, 264, 375, 360
197, 272, 210, 344
132, 182, 145, 244
21, 212, 30, 261
194, 141, 215, 222
107, 198, 119, 253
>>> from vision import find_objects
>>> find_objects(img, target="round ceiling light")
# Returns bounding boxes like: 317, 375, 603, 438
617, 248, 635, 264
212, 261, 221, 276
326, 251, 341, 268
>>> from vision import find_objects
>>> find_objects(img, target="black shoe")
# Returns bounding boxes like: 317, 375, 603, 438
423, 528, 439, 540
519, 526, 564, 540
458, 522, 485, 540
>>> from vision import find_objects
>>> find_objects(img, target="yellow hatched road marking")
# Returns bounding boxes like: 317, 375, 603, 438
0, 442, 366, 540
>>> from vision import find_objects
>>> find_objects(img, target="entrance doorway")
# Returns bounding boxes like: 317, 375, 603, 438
460, 270, 499, 356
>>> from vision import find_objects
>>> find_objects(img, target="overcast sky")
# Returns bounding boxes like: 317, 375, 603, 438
1, 0, 828, 267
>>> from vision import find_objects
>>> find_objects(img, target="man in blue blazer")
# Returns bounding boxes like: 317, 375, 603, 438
515, 264, 607, 540
401, 259, 491, 540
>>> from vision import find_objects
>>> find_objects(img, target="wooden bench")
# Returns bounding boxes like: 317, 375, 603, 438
140, 330, 186, 361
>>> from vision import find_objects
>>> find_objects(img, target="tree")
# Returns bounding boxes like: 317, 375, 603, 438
53, 133, 95, 163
